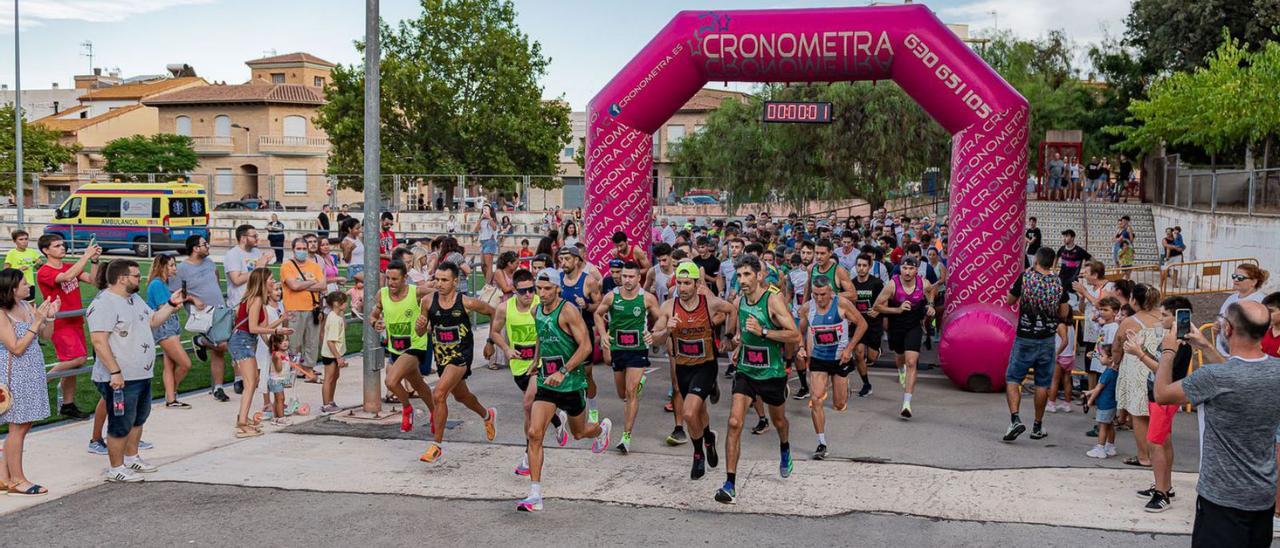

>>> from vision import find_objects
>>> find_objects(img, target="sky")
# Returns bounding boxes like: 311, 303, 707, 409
0, 0, 1132, 111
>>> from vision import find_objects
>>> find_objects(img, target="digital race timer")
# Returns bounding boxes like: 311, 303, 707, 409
762, 101, 833, 124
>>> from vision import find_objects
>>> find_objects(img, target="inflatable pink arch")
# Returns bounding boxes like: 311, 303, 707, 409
584, 4, 1028, 391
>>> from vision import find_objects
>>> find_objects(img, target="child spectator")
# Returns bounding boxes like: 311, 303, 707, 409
1085, 297, 1121, 442
1048, 316, 1076, 413
4, 230, 41, 301
266, 335, 291, 426
1118, 239, 1135, 269
346, 279, 365, 316
1085, 348, 1120, 459
257, 280, 287, 418
320, 292, 350, 413
518, 239, 534, 271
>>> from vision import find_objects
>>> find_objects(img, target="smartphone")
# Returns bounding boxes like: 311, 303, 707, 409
182, 281, 188, 299
1176, 308, 1192, 339
88, 234, 97, 248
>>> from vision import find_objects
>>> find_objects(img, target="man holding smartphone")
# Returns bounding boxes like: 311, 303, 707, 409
36, 233, 102, 419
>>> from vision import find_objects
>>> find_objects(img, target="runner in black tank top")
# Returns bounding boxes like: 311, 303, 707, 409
872, 257, 936, 420
416, 262, 500, 465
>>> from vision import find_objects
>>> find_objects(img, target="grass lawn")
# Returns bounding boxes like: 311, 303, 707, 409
6, 256, 487, 433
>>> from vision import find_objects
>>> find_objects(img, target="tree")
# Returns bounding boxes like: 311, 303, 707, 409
1124, 0, 1280, 76
0, 106, 80, 194
102, 134, 198, 177
316, 0, 571, 197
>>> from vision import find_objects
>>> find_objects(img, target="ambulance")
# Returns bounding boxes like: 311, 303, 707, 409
46, 181, 211, 256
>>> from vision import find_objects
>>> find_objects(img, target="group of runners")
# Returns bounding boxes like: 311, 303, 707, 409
373, 211, 946, 511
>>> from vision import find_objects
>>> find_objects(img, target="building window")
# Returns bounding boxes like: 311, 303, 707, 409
175, 115, 191, 136
313, 76, 325, 87
282, 115, 306, 141
563, 146, 574, 158
666, 124, 686, 147
215, 168, 233, 195
283, 169, 308, 195
271, 73, 285, 84
214, 115, 231, 138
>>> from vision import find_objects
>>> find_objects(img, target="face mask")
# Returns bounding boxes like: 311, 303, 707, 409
294, 250, 309, 261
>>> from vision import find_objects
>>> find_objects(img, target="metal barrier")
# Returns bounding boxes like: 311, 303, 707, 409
1161, 257, 1261, 296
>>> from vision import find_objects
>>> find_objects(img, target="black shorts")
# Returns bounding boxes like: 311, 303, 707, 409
859, 322, 883, 351
888, 324, 924, 354
319, 356, 339, 366
610, 349, 650, 372
809, 357, 852, 377
513, 373, 532, 393
389, 348, 431, 375
676, 361, 718, 401
437, 360, 473, 381
1192, 495, 1274, 548
732, 374, 788, 407
535, 387, 587, 417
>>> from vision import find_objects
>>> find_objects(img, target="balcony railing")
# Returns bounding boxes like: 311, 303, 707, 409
189, 135, 234, 155
258, 135, 329, 156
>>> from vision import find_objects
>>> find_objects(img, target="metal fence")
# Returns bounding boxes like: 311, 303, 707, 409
1152, 154, 1280, 216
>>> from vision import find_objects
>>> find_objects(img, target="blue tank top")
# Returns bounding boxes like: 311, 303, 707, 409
560, 270, 593, 325
806, 299, 848, 361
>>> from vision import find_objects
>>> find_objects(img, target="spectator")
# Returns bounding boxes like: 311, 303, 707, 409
146, 254, 201, 409
435, 194, 444, 211
229, 268, 287, 438
340, 219, 365, 283
1156, 301, 1280, 546
563, 221, 581, 249
316, 237, 345, 294
336, 204, 352, 227
1047, 153, 1065, 200
1218, 265, 1270, 355
476, 203, 499, 281
265, 214, 286, 264
4, 230, 41, 302
1113, 283, 1162, 468
1068, 157, 1082, 201
320, 291, 349, 413
172, 235, 231, 402
1161, 227, 1184, 265
500, 216, 514, 243
317, 204, 332, 241
281, 237, 326, 378
1001, 247, 1069, 442
1024, 217, 1042, 268
1056, 229, 1091, 297
1112, 216, 1132, 267
36, 233, 101, 419
225, 224, 275, 308
0, 268, 59, 496
378, 212, 398, 272
88, 259, 184, 482
1263, 292, 1280, 358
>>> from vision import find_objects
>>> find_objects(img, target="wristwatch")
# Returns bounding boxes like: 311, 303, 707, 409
761, 327, 770, 338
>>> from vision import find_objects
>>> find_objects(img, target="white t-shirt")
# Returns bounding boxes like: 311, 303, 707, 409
1081, 281, 1114, 342
1056, 325, 1077, 358
223, 245, 262, 307
1091, 322, 1119, 372
1217, 290, 1267, 354
86, 291, 157, 382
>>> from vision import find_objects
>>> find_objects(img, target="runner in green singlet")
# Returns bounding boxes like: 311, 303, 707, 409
370, 260, 436, 434
593, 261, 664, 454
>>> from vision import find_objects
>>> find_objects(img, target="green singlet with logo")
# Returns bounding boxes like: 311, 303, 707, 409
380, 286, 428, 355
535, 300, 587, 392
608, 288, 647, 351
737, 287, 785, 380
505, 295, 540, 376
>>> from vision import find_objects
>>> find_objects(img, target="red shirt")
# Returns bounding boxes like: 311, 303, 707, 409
37, 262, 84, 325
379, 229, 397, 270
1263, 327, 1280, 358
889, 246, 905, 265
518, 248, 533, 270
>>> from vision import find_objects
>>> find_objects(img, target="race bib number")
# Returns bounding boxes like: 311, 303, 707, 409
389, 335, 411, 353
742, 345, 769, 369
541, 355, 566, 376
813, 326, 840, 346
855, 298, 871, 312
514, 343, 536, 361
616, 329, 641, 348
434, 325, 460, 345
795, 292, 806, 306
676, 339, 706, 359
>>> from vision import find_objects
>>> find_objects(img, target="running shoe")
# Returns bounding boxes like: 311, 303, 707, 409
1058, 400, 1073, 413
691, 453, 706, 480
1045, 403, 1058, 414
87, 439, 108, 455
591, 419, 612, 454
59, 403, 89, 420
704, 430, 719, 468
320, 403, 341, 414
1086, 445, 1107, 459
105, 467, 143, 483
1144, 491, 1172, 513
126, 457, 158, 473
233, 379, 244, 394
401, 405, 414, 433
779, 449, 794, 478
588, 408, 600, 424
636, 374, 647, 399
858, 384, 872, 398
751, 416, 769, 435
1085, 425, 1098, 438
793, 386, 810, 400
193, 334, 209, 362
484, 407, 498, 441
555, 410, 570, 446
714, 482, 737, 504
1002, 422, 1026, 442
666, 426, 689, 446
1029, 426, 1047, 440
138, 440, 154, 451
419, 443, 443, 464
212, 387, 230, 402
898, 369, 906, 387
813, 443, 829, 461
617, 432, 632, 455
514, 462, 530, 476
1136, 485, 1176, 499
899, 401, 912, 419
1105, 444, 1116, 456
723, 365, 736, 379
515, 495, 543, 512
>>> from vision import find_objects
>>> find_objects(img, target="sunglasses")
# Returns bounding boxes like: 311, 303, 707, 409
1231, 274, 1249, 281
515, 286, 536, 295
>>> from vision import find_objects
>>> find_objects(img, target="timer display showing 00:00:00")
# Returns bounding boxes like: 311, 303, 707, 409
763, 101, 833, 123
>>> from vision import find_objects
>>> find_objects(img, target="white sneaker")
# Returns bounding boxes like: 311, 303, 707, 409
1086, 445, 1107, 459
126, 456, 158, 473
1105, 445, 1117, 457
1058, 400, 1073, 413
105, 467, 143, 482
1046, 403, 1058, 414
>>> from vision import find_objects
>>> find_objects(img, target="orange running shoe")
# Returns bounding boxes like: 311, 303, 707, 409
484, 407, 497, 441
420, 443, 443, 463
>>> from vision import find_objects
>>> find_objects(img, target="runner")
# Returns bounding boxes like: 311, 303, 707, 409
594, 262, 664, 454
518, 268, 612, 512
874, 256, 937, 419
715, 254, 801, 504
796, 275, 867, 459
799, 239, 854, 400
646, 243, 688, 445
557, 247, 603, 422
609, 231, 652, 285
371, 261, 438, 434
654, 262, 735, 479
852, 254, 885, 397
489, 269, 569, 476
417, 261, 498, 464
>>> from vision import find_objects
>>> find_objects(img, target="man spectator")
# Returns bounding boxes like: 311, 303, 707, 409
378, 211, 397, 272
171, 235, 231, 402
88, 259, 184, 482
1025, 217, 1042, 268
224, 224, 275, 308
1086, 156, 1101, 198
1047, 153, 1065, 200
336, 204, 352, 227
282, 236, 326, 376
1002, 247, 1069, 442
1056, 229, 1091, 297
661, 219, 678, 246
1118, 154, 1134, 191
36, 233, 102, 419
317, 205, 332, 242
1156, 301, 1280, 546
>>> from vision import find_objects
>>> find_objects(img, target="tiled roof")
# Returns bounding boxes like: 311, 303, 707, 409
78, 77, 206, 101
35, 104, 144, 133
245, 52, 336, 67
142, 83, 325, 106
680, 88, 752, 111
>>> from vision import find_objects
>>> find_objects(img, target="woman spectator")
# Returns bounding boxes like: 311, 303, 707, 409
1217, 265, 1269, 355
562, 220, 581, 250
0, 268, 59, 496
437, 236, 472, 281
484, 251, 520, 370
500, 215, 514, 245
536, 230, 559, 259
266, 214, 286, 264
1113, 283, 1162, 467
925, 246, 948, 340
315, 238, 345, 294
147, 254, 202, 409
340, 219, 365, 283
228, 268, 291, 438
475, 203, 499, 281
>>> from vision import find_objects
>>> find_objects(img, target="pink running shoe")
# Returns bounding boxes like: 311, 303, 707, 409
590, 418, 612, 454
555, 410, 569, 447
400, 405, 414, 433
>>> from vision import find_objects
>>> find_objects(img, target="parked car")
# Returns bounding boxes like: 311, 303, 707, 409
213, 199, 284, 211
680, 195, 719, 205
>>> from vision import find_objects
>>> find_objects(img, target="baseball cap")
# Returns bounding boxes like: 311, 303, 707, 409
608, 258, 625, 269
536, 268, 562, 287
675, 262, 701, 280
901, 256, 920, 267
558, 246, 581, 258
532, 253, 551, 264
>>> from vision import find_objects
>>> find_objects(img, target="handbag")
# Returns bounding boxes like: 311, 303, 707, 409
185, 305, 214, 333
477, 282, 504, 310
206, 306, 238, 344
0, 353, 12, 416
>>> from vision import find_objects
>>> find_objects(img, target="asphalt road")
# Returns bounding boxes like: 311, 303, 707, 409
1, 482, 1186, 548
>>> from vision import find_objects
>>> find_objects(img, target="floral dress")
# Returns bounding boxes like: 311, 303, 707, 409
0, 312, 51, 424
1116, 316, 1163, 416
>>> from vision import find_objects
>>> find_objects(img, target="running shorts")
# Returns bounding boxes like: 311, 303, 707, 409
859, 321, 883, 351
535, 387, 587, 417
731, 374, 787, 407
809, 357, 852, 377
676, 361, 718, 401
888, 325, 924, 354
610, 349, 650, 372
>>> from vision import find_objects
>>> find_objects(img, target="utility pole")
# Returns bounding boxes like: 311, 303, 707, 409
360, 0, 383, 414
14, 0, 23, 224
81, 40, 94, 74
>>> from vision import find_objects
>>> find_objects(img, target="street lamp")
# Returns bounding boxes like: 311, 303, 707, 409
230, 123, 251, 154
